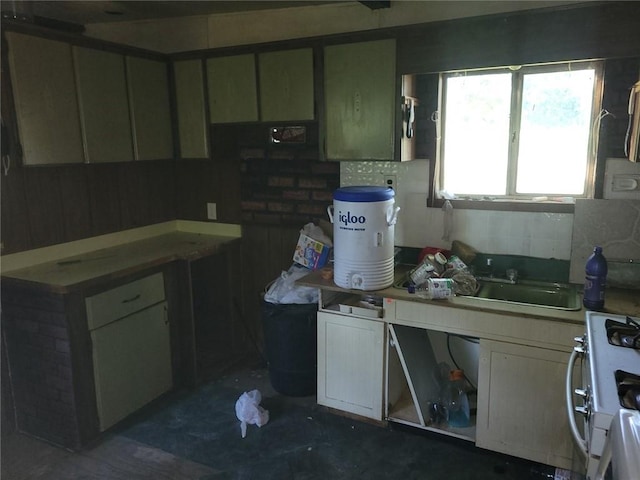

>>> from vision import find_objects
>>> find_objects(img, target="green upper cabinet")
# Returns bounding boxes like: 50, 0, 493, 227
258, 48, 314, 122
126, 56, 173, 161
206, 54, 258, 123
74, 46, 133, 163
6, 32, 85, 165
324, 39, 397, 161
174, 59, 209, 158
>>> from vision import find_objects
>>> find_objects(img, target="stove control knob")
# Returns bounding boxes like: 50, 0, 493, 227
575, 405, 589, 416
574, 388, 589, 399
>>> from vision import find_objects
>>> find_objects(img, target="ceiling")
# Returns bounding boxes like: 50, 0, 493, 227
2, 1, 357, 27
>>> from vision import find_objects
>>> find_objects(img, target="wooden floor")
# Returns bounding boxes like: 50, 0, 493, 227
1, 430, 218, 480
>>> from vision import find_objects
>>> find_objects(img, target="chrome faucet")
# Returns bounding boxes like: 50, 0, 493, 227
476, 259, 518, 285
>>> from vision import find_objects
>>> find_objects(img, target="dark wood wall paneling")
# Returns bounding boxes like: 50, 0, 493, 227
596, 57, 640, 197
0, 161, 178, 254
240, 223, 302, 355
396, 1, 640, 74
174, 158, 242, 223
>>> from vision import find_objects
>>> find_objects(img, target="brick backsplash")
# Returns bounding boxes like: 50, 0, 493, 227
232, 120, 340, 226
241, 154, 339, 226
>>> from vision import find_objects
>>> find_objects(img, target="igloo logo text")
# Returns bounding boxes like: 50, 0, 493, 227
338, 210, 366, 226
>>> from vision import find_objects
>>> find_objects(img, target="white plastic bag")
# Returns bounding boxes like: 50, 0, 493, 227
235, 389, 269, 438
264, 264, 319, 304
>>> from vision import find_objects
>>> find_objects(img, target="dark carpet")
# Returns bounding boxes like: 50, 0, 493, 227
117, 368, 538, 480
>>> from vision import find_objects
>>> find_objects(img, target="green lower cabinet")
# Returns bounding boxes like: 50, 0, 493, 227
91, 301, 172, 431
324, 39, 397, 161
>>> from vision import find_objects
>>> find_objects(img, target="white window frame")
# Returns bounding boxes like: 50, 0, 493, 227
435, 61, 604, 202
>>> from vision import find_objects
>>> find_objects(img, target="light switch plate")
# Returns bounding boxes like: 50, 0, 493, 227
207, 203, 217, 220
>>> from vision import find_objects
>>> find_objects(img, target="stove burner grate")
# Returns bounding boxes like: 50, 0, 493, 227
616, 370, 640, 410
605, 317, 640, 349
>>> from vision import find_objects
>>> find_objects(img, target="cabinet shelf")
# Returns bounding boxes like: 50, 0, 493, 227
388, 385, 477, 442
386, 323, 477, 442
319, 290, 383, 319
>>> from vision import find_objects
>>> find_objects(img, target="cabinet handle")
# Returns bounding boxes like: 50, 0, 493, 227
122, 294, 141, 304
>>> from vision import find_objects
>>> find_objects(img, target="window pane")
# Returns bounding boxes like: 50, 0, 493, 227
443, 73, 511, 195
516, 69, 595, 195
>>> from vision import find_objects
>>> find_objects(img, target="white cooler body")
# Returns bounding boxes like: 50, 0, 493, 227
328, 186, 399, 291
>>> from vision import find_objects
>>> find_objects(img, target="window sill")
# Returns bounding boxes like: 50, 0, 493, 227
429, 197, 575, 213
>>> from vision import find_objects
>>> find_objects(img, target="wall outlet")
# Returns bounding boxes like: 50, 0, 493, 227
384, 175, 397, 190
206, 202, 217, 220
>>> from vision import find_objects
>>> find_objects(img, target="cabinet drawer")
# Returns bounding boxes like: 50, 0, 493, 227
86, 273, 165, 330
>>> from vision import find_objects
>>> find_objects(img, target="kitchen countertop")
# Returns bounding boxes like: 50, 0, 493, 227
1, 221, 242, 293
298, 265, 640, 324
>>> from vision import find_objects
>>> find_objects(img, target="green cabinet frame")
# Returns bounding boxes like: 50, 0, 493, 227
259, 48, 315, 122
324, 39, 397, 161
206, 54, 258, 123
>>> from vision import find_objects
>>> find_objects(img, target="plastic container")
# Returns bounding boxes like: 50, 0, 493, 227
583, 246, 608, 311
261, 301, 317, 396
443, 369, 471, 428
408, 258, 437, 285
407, 278, 454, 299
327, 186, 400, 290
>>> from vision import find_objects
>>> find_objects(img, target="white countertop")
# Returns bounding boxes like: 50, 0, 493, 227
298, 265, 640, 324
1, 221, 242, 293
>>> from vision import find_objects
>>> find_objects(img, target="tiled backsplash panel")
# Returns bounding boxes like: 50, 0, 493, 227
570, 199, 640, 287
341, 160, 574, 260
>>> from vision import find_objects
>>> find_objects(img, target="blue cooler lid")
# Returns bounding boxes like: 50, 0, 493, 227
333, 186, 394, 202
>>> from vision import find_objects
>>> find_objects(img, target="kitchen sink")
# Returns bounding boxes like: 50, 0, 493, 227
393, 270, 581, 310
475, 279, 581, 311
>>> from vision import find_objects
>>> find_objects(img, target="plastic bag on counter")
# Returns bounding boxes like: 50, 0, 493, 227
264, 264, 319, 304
235, 389, 269, 438
442, 268, 478, 296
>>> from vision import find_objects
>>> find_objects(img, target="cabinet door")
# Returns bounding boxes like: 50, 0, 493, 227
259, 48, 314, 122
74, 46, 133, 163
126, 56, 173, 161
324, 39, 396, 161
6, 32, 85, 165
476, 340, 575, 469
206, 54, 258, 123
174, 59, 209, 158
91, 301, 172, 431
317, 311, 385, 420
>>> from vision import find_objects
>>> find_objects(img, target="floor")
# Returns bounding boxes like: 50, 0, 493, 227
1, 361, 556, 480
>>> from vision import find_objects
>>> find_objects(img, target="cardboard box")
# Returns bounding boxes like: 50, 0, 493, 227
293, 234, 330, 270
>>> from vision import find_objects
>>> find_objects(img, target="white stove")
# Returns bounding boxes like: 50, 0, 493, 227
567, 311, 640, 480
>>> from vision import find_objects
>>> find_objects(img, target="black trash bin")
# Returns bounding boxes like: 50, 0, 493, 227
262, 300, 317, 397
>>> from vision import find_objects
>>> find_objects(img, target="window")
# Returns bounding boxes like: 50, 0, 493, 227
437, 62, 603, 201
